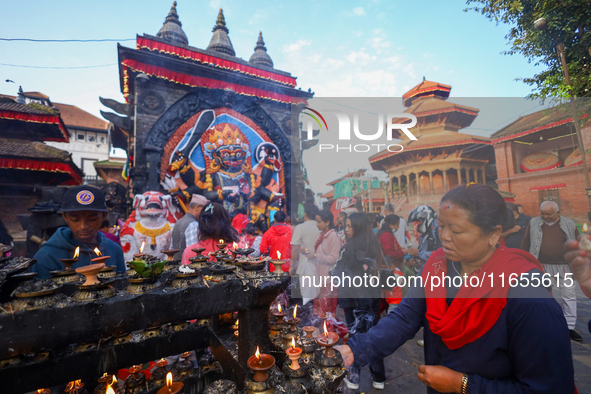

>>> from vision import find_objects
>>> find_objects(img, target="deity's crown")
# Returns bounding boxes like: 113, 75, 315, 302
208, 123, 243, 147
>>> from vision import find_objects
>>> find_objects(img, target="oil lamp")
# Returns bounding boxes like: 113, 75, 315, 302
91, 248, 110, 265
35, 390, 50, 394
580, 223, 591, 250
272, 303, 286, 324
134, 242, 146, 260
316, 321, 339, 358
286, 337, 303, 370
65, 379, 84, 394
216, 239, 227, 250
232, 319, 239, 337
270, 250, 285, 274
157, 372, 183, 394
303, 326, 316, 339
175, 352, 194, 377
94, 373, 114, 394
75, 263, 104, 286
162, 249, 181, 261
60, 247, 80, 270
285, 304, 300, 332
125, 365, 146, 393
151, 358, 169, 387
247, 346, 275, 382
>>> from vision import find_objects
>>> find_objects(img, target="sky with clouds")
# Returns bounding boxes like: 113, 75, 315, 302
1, 0, 548, 193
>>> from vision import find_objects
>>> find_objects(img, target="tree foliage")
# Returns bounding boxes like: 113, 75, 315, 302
465, 0, 591, 98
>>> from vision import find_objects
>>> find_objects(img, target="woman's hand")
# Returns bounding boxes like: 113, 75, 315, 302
565, 236, 591, 296
334, 345, 354, 367
408, 247, 419, 256
417, 365, 463, 393
402, 247, 408, 255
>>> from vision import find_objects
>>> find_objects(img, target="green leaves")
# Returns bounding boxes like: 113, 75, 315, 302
128, 260, 167, 279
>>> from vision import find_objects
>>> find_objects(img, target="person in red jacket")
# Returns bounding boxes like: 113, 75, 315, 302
260, 211, 291, 272
377, 214, 408, 314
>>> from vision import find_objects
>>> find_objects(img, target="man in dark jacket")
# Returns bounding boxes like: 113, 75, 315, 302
30, 185, 126, 278
504, 202, 531, 249
260, 211, 291, 272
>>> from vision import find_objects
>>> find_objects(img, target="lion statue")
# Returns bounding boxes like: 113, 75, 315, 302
120, 192, 183, 262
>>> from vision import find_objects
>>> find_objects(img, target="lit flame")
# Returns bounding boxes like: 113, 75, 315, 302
293, 304, 298, 319
73, 247, 80, 259
140, 241, 145, 253
75, 380, 82, 389
235, 319, 239, 326
277, 250, 281, 259
324, 321, 328, 337
278, 304, 282, 313
105, 384, 116, 394
584, 223, 589, 232
291, 337, 296, 350
161, 358, 165, 363
219, 239, 224, 244
255, 346, 261, 360
166, 372, 173, 389
233, 242, 238, 250
103, 372, 107, 377
94, 247, 102, 256
112, 376, 117, 385
66, 381, 75, 390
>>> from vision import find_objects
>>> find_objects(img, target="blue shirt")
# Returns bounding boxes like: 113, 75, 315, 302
30, 227, 126, 279
347, 265, 574, 393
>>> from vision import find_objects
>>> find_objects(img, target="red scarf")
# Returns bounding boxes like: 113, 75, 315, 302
422, 246, 543, 350
314, 229, 333, 252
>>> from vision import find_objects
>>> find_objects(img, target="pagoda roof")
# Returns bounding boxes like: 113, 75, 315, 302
403, 80, 451, 107
0, 140, 83, 185
0, 95, 69, 142
491, 100, 591, 144
321, 189, 334, 199
369, 131, 491, 170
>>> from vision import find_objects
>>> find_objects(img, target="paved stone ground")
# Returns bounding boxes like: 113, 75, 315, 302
340, 287, 591, 394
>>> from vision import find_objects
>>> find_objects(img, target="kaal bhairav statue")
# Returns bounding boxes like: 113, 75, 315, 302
161, 109, 285, 223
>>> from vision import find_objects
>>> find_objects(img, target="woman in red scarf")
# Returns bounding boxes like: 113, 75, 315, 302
336, 184, 575, 393
302, 209, 342, 318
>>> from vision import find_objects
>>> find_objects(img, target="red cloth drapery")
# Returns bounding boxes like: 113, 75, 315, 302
0, 158, 82, 185
136, 36, 297, 87
122, 59, 306, 105
0, 110, 69, 142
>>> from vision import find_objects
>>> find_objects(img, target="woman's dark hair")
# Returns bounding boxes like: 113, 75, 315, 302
198, 202, 239, 243
100, 220, 110, 229
245, 223, 257, 236
440, 184, 507, 234
346, 213, 386, 269
316, 209, 335, 230
377, 214, 400, 240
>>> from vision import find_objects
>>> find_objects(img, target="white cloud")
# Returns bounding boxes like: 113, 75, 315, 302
282, 39, 311, 54
353, 7, 365, 16
209, 0, 223, 10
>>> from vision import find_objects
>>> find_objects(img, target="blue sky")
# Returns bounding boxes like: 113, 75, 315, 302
0, 0, 547, 193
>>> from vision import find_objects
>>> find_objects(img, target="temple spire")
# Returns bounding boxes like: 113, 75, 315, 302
157, 1, 189, 46
249, 32, 274, 68
206, 9, 236, 56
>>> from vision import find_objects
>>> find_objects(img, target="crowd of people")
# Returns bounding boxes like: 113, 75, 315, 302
18, 182, 591, 393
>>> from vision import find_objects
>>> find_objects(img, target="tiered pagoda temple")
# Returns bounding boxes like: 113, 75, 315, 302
369, 80, 495, 217
102, 2, 312, 218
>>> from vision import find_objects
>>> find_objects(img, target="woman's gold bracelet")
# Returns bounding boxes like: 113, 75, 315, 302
461, 373, 469, 394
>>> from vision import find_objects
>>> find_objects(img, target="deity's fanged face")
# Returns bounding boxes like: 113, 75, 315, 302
214, 145, 247, 170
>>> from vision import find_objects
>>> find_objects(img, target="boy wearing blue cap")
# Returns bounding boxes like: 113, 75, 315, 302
30, 185, 126, 278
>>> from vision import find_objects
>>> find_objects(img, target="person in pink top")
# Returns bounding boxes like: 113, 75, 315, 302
182, 202, 240, 265
302, 209, 342, 318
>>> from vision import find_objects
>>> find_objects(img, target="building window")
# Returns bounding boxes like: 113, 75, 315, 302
99, 136, 106, 144
538, 189, 561, 208
77, 132, 85, 141
87, 133, 96, 142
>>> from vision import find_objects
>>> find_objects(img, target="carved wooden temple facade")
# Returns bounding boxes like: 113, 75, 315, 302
101, 2, 312, 219
369, 80, 495, 218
